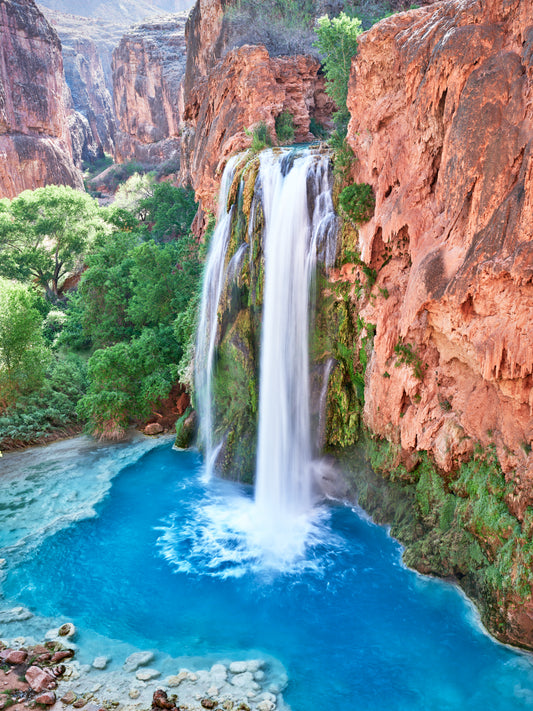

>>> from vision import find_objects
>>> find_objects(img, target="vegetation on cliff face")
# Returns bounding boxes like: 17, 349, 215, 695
0, 178, 200, 448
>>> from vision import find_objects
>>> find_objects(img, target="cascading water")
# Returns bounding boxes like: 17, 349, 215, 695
254, 151, 337, 524
195, 146, 338, 556
194, 155, 239, 479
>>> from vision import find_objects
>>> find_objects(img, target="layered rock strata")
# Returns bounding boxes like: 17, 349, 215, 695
112, 14, 188, 165
340, 0, 533, 645
0, 0, 82, 198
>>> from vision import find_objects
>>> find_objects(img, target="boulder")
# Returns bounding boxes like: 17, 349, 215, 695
25, 666, 57, 693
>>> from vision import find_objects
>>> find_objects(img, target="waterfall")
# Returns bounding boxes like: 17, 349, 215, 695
195, 147, 338, 530
194, 155, 239, 479
254, 150, 337, 524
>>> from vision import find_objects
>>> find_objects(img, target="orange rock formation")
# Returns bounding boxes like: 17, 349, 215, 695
346, 0, 533, 526
0, 0, 82, 198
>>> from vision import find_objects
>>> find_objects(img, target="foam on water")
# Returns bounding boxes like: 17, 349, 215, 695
156, 486, 341, 579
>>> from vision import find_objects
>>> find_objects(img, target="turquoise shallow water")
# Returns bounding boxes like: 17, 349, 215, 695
1, 440, 533, 710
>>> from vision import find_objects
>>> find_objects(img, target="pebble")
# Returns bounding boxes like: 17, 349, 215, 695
61, 691, 78, 704
92, 657, 109, 670
257, 701, 275, 711
128, 689, 140, 700
58, 623, 77, 639
245, 660, 263, 673
231, 671, 254, 688
34, 691, 56, 705
207, 686, 218, 696
123, 651, 154, 673
254, 670, 265, 681
229, 661, 247, 674
135, 668, 160, 681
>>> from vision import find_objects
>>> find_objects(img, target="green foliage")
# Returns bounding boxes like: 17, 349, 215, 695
394, 339, 424, 379
228, 0, 314, 29
314, 12, 363, 132
137, 183, 197, 243
77, 328, 178, 439
275, 111, 295, 144
329, 130, 356, 177
246, 122, 274, 153
309, 117, 329, 140
0, 185, 107, 300
0, 352, 87, 448
339, 182, 375, 224
0, 280, 49, 405
42, 309, 68, 345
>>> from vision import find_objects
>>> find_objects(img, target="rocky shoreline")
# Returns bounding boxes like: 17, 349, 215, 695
0, 618, 284, 711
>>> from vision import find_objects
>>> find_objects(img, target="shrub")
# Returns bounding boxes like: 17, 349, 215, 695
309, 117, 329, 140
275, 111, 295, 144
338, 182, 375, 224
247, 122, 274, 153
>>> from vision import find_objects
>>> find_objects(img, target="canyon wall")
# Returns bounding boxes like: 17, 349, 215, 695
339, 0, 533, 645
0, 0, 83, 198
179, 0, 334, 218
112, 14, 188, 166
38, 0, 195, 25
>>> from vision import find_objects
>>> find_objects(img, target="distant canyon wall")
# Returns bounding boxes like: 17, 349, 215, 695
0, 0, 82, 198
112, 13, 188, 166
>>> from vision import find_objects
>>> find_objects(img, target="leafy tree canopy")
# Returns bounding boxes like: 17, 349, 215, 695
0, 279, 49, 405
0, 185, 109, 301
314, 12, 363, 132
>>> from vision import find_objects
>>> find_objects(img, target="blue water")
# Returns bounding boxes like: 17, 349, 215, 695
2, 442, 533, 709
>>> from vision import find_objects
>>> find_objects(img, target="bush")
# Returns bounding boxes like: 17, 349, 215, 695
247, 122, 274, 153
338, 182, 375, 223
310, 117, 329, 140
275, 111, 295, 144
0, 353, 87, 447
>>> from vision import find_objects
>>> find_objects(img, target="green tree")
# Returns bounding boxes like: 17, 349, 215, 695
0, 280, 49, 405
137, 183, 197, 242
314, 12, 363, 132
0, 185, 107, 301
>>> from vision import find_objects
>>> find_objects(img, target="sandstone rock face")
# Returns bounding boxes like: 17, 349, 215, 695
42, 13, 116, 163
179, 0, 334, 217
0, 0, 83, 197
345, 0, 533, 642
112, 14, 188, 165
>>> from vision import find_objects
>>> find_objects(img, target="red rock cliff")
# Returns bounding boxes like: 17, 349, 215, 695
179, 0, 334, 217
346, 0, 533, 512
0, 0, 83, 197
112, 14, 188, 166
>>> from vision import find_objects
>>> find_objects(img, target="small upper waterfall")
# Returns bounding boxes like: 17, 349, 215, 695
195, 146, 338, 535
194, 155, 239, 479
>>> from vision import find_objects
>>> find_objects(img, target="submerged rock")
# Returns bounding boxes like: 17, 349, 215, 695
123, 651, 154, 672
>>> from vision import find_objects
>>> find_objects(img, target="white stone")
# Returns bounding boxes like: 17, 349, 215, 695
231, 671, 254, 688
207, 686, 218, 696
229, 661, 247, 674
135, 669, 160, 682
187, 672, 198, 682
129, 689, 140, 700
165, 670, 188, 687
245, 660, 263, 673
210, 664, 227, 677
123, 652, 155, 673
257, 701, 275, 711
58, 622, 76, 639
92, 657, 109, 670
254, 670, 265, 681
261, 692, 277, 703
